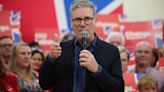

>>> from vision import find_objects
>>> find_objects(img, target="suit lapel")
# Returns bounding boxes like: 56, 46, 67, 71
62, 40, 74, 92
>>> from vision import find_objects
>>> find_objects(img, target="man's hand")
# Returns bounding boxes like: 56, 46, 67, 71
50, 33, 62, 59
79, 50, 99, 73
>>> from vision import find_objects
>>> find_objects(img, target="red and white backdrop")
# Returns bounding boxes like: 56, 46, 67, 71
0, 1, 164, 92
0, 0, 163, 51
0, 11, 21, 42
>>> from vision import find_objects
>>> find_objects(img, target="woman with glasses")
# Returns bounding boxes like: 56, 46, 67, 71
0, 53, 19, 92
0, 36, 14, 70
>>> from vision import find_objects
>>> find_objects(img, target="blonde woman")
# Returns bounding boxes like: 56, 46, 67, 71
118, 46, 130, 73
10, 42, 42, 92
138, 75, 158, 92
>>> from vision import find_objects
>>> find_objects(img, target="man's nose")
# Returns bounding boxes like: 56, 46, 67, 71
80, 20, 85, 25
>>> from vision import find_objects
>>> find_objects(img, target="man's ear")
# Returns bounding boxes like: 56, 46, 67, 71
93, 16, 97, 24
95, 16, 97, 22
70, 18, 73, 28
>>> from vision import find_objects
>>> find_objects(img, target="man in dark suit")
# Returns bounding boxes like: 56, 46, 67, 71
39, 0, 124, 92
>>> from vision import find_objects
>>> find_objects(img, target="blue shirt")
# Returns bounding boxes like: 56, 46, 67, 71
72, 36, 97, 92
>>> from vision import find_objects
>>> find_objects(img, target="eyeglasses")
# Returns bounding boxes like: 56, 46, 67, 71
72, 17, 94, 26
0, 44, 13, 47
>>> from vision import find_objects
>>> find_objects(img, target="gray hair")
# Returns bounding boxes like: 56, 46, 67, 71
70, 0, 97, 17
135, 41, 151, 49
106, 32, 125, 46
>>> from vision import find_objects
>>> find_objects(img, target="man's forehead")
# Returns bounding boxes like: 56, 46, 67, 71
136, 46, 152, 51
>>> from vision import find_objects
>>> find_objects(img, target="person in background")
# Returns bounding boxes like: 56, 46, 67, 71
129, 41, 164, 92
31, 49, 45, 77
0, 36, 14, 70
118, 46, 130, 73
61, 33, 75, 42
0, 52, 19, 92
138, 75, 158, 92
39, 0, 124, 92
158, 45, 164, 58
151, 48, 159, 68
28, 41, 40, 50
10, 42, 42, 92
106, 32, 125, 47
28, 41, 48, 60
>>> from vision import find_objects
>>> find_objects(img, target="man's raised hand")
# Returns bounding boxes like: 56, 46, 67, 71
50, 33, 62, 59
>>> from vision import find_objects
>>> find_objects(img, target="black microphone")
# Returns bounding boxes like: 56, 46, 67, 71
81, 30, 88, 50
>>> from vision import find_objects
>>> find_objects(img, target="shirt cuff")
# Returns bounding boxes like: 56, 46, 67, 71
90, 65, 102, 78
47, 54, 56, 62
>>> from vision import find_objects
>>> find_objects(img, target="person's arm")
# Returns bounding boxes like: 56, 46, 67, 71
39, 55, 57, 89
0, 85, 5, 92
39, 33, 62, 90
91, 48, 124, 92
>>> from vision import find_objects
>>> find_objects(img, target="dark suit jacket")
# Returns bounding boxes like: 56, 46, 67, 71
39, 38, 124, 92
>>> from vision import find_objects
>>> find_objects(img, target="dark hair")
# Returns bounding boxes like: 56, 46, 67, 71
61, 33, 74, 42
32, 49, 45, 62
28, 41, 39, 48
151, 48, 159, 67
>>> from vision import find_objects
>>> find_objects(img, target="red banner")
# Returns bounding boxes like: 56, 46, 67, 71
0, 11, 21, 42
34, 28, 59, 51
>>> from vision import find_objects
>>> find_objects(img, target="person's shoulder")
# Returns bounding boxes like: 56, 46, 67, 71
97, 38, 118, 49
2, 72, 17, 79
61, 38, 74, 45
60, 38, 74, 48
150, 68, 164, 77
148, 68, 164, 85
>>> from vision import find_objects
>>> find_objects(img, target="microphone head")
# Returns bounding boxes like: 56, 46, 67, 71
81, 30, 88, 38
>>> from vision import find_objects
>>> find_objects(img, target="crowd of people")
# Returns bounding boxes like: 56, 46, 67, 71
106, 32, 164, 92
0, 0, 164, 92
1, 33, 163, 92
107, 31, 164, 92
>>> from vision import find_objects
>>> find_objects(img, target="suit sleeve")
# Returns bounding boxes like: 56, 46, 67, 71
39, 55, 56, 90
92, 48, 124, 92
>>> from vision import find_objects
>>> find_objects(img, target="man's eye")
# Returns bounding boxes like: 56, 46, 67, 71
85, 17, 92, 20
137, 51, 142, 53
145, 51, 150, 54
74, 18, 82, 21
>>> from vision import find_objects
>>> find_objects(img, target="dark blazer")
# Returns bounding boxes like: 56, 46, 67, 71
39, 38, 124, 92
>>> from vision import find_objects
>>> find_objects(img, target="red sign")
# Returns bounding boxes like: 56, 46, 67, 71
123, 73, 138, 92
34, 28, 59, 51
157, 58, 164, 74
